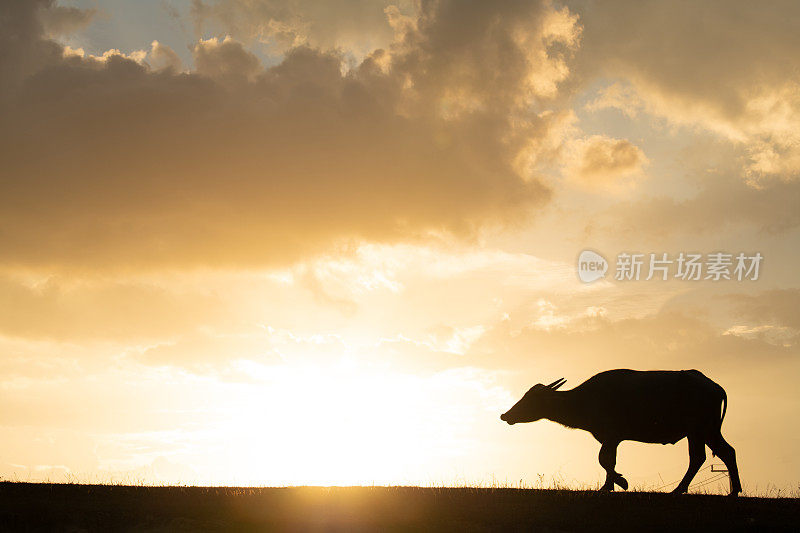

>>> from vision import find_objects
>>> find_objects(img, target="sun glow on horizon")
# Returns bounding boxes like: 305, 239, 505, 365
122, 358, 513, 487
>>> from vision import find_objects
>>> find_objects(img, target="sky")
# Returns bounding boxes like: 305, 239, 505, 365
1, 0, 799, 492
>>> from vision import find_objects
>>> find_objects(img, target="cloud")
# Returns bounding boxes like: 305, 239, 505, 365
0, 1, 63, 96
564, 135, 648, 191
39, 4, 96, 37
139, 329, 279, 371
191, 0, 409, 54
147, 40, 183, 72
0, 274, 231, 342
584, 82, 642, 118
601, 173, 800, 241
0, 0, 588, 272
724, 289, 800, 332
193, 35, 261, 81
571, 0, 800, 183
467, 294, 800, 385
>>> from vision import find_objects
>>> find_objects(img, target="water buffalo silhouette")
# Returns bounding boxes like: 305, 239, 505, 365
500, 369, 742, 496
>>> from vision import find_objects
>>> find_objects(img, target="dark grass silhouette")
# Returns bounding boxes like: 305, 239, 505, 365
501, 370, 742, 495
1, 482, 798, 532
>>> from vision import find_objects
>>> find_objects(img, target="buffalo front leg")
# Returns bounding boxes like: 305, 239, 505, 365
598, 441, 628, 491
672, 435, 706, 494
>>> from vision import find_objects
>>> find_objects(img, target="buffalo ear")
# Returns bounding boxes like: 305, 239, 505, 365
547, 378, 567, 390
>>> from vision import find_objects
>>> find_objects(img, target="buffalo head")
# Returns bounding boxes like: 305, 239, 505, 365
500, 378, 566, 425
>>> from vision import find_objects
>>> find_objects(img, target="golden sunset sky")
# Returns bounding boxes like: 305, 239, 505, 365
1, 0, 799, 492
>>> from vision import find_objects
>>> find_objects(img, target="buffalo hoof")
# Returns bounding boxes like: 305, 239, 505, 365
599, 483, 614, 492
670, 485, 688, 495
615, 475, 629, 491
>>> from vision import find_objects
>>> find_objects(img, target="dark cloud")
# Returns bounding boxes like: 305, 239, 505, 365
193, 36, 261, 81
0, 0, 63, 96
0, 0, 580, 271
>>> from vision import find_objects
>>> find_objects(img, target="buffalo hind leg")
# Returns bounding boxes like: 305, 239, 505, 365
707, 433, 742, 496
598, 441, 628, 491
672, 435, 705, 494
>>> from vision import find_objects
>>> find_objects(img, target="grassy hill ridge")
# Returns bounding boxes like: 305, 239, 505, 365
1, 482, 798, 531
